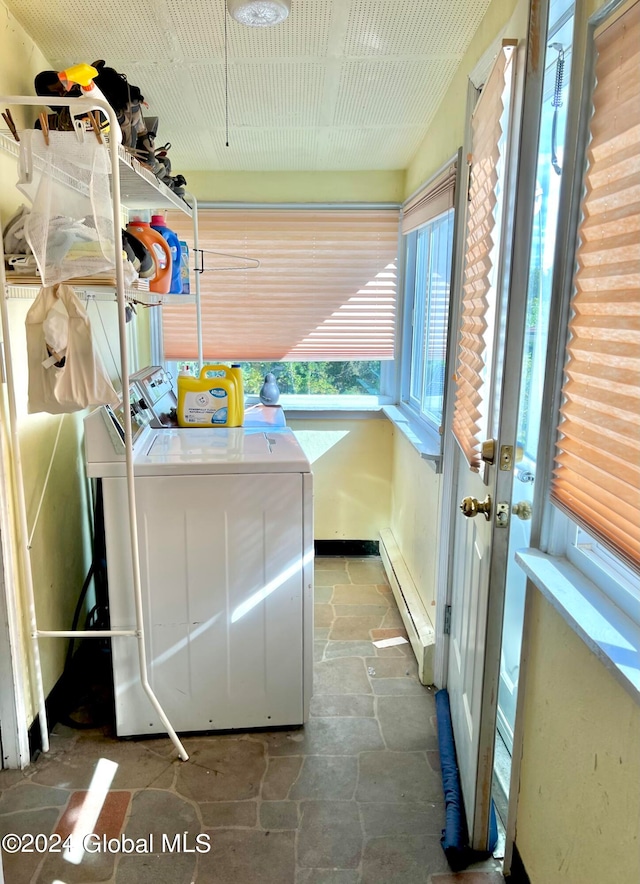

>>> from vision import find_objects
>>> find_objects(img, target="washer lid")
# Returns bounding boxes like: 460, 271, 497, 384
135, 427, 310, 475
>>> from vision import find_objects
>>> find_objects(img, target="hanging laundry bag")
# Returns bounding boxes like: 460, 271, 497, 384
17, 130, 116, 286
26, 283, 119, 414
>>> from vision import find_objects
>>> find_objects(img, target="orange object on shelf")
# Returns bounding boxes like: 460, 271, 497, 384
125, 219, 172, 294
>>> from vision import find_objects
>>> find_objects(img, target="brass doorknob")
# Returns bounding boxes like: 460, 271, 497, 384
460, 495, 492, 520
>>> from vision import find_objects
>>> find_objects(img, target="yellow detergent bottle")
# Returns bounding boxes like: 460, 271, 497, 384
229, 364, 244, 426
177, 364, 241, 428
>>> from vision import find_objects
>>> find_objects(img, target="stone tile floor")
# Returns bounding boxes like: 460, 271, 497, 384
0, 556, 505, 883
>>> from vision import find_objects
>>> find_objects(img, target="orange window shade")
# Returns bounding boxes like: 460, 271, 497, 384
402, 162, 457, 234
451, 43, 516, 471
161, 208, 400, 362
551, 0, 640, 569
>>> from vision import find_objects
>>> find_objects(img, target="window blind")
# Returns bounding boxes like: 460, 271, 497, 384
402, 162, 457, 235
162, 208, 400, 362
551, 0, 640, 569
451, 42, 516, 470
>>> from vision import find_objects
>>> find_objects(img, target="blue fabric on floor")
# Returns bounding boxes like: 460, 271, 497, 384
434, 688, 498, 870
435, 688, 470, 870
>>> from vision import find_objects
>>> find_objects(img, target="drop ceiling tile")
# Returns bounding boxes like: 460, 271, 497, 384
227, 62, 326, 127
163, 0, 333, 61
164, 0, 224, 60
6, 0, 175, 66
169, 130, 222, 170
203, 127, 320, 170
125, 63, 202, 131
343, 0, 493, 57
2, 0, 497, 172
225, 0, 333, 59
334, 58, 460, 127
321, 126, 426, 170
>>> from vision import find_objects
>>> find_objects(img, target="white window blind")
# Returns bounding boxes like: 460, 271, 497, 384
451, 42, 516, 471
402, 162, 457, 235
551, 0, 640, 570
162, 208, 400, 362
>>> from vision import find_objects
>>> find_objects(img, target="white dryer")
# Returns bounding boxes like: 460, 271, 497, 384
84, 405, 313, 737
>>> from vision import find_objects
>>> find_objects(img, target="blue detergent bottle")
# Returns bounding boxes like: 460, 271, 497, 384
150, 214, 182, 294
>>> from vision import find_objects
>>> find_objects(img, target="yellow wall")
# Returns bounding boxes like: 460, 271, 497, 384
389, 431, 441, 610
186, 170, 405, 204
288, 418, 392, 540
516, 591, 640, 883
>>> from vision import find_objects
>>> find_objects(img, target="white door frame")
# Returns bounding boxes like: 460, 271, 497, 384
434, 0, 555, 853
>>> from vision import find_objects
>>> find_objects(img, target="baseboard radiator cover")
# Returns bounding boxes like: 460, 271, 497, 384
379, 528, 435, 685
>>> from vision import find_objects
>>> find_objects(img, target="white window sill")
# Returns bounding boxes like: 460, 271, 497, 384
516, 549, 640, 703
245, 398, 444, 464
248, 394, 392, 420
381, 405, 442, 471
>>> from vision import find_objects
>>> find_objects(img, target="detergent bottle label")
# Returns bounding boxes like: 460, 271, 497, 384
152, 242, 169, 270
181, 387, 229, 425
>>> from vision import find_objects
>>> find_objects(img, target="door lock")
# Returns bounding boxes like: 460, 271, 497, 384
493, 500, 532, 527
460, 495, 492, 521
512, 500, 533, 520
500, 445, 514, 471
481, 439, 496, 465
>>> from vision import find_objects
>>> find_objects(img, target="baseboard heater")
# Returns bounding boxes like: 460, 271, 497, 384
378, 528, 435, 685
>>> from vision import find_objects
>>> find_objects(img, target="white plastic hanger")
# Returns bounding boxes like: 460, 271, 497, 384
193, 247, 260, 273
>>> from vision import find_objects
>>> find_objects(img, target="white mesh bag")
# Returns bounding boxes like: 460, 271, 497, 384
17, 130, 116, 285
26, 283, 119, 414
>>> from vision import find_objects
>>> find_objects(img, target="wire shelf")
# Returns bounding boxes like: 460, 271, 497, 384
4, 281, 195, 306
0, 130, 192, 216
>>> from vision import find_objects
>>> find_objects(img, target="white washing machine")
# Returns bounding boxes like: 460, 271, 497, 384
84, 402, 313, 737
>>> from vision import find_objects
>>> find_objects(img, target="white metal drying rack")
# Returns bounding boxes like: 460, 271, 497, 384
0, 94, 211, 764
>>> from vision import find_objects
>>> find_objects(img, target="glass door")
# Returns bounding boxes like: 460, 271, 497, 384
493, 0, 575, 811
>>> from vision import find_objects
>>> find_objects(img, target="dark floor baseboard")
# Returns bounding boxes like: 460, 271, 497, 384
506, 843, 531, 883
315, 540, 380, 557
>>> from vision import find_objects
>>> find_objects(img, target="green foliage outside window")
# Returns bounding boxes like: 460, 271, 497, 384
177, 361, 382, 395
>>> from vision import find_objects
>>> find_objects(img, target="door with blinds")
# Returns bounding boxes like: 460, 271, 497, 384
444, 38, 522, 849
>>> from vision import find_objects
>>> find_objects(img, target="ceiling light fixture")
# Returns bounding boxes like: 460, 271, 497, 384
227, 0, 290, 27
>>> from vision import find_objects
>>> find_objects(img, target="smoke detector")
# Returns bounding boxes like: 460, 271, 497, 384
227, 0, 290, 27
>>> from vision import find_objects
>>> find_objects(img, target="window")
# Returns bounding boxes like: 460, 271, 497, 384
168, 359, 383, 397
511, 2, 574, 480
567, 526, 640, 626
159, 207, 400, 398
535, 0, 640, 643
403, 210, 454, 427
550, 0, 640, 574
400, 161, 457, 432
